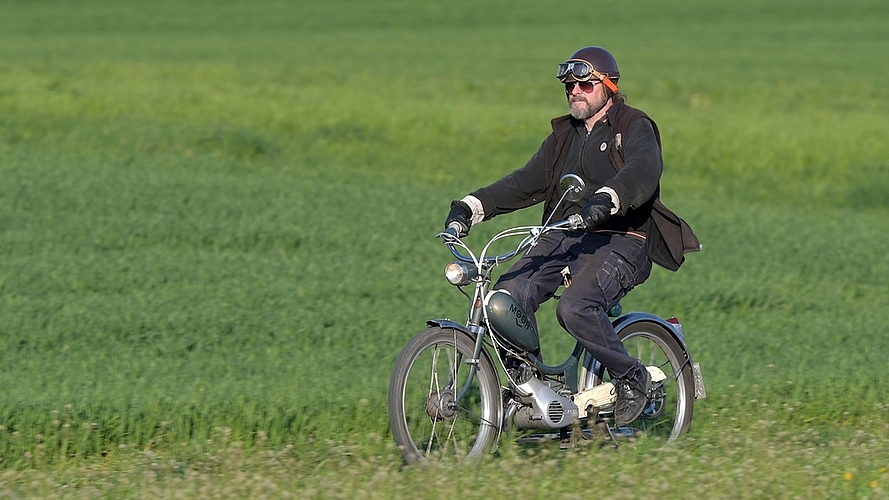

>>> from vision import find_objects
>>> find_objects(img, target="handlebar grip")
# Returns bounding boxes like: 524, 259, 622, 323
446, 221, 465, 237
567, 213, 586, 230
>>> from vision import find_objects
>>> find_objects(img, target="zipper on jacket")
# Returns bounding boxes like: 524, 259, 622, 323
579, 128, 593, 180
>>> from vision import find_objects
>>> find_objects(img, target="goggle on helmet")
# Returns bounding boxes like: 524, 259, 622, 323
556, 59, 619, 93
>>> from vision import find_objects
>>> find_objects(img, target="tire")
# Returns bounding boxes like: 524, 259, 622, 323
582, 321, 695, 443
388, 327, 502, 464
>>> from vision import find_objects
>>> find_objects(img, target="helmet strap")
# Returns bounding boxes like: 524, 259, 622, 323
601, 77, 619, 93
584, 63, 619, 93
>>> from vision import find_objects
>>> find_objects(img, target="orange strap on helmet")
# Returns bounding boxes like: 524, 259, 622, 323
601, 77, 619, 93
587, 66, 619, 93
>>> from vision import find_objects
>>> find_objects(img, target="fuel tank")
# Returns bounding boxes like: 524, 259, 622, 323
484, 290, 540, 353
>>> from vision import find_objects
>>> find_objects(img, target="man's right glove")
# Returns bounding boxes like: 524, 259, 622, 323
579, 192, 614, 230
445, 200, 472, 237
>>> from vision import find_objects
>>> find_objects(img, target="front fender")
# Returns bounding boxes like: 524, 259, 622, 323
612, 312, 691, 358
425, 318, 507, 429
425, 318, 499, 366
426, 319, 475, 336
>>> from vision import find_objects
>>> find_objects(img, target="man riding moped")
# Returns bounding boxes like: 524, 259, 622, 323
445, 46, 668, 426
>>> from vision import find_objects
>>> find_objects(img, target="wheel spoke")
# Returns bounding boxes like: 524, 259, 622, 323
389, 327, 501, 463
581, 322, 695, 444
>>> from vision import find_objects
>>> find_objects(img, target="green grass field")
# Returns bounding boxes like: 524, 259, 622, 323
1, 0, 888, 497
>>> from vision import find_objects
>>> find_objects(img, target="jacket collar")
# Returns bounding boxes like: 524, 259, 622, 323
550, 98, 628, 134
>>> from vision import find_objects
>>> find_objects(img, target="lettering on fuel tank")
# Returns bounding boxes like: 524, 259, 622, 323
508, 303, 533, 331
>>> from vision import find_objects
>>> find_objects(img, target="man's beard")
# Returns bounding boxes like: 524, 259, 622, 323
569, 95, 607, 120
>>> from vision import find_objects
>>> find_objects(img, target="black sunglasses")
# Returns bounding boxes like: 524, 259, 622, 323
564, 80, 600, 94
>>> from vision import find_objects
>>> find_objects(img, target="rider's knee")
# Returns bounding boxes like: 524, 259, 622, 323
555, 290, 606, 330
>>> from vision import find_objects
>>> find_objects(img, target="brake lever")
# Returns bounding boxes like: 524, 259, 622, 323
436, 227, 461, 242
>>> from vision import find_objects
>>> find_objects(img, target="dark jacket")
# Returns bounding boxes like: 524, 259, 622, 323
471, 99, 662, 234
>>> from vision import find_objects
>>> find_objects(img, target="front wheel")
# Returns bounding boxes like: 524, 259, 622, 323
388, 327, 502, 464
582, 321, 695, 443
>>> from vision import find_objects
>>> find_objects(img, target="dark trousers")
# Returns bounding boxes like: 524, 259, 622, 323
495, 231, 652, 382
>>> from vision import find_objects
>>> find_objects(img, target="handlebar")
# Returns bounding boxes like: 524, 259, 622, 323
437, 214, 587, 268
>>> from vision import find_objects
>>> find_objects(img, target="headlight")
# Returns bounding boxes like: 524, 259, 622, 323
444, 262, 478, 286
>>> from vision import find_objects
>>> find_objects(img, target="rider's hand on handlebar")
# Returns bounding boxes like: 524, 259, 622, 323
445, 200, 472, 237
579, 192, 614, 230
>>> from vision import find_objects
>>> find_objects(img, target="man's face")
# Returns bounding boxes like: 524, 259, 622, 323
565, 80, 608, 120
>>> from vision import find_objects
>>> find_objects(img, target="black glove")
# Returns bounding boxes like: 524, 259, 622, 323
445, 200, 472, 237
579, 192, 614, 230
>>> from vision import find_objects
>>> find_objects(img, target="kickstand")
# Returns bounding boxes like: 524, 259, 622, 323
603, 422, 620, 449
588, 406, 620, 449
558, 426, 571, 450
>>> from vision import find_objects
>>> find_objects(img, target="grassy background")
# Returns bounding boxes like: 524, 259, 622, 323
1, 0, 888, 497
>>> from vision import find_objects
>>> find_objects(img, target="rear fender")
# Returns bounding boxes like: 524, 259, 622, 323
612, 312, 691, 358
612, 312, 706, 399
581, 312, 704, 399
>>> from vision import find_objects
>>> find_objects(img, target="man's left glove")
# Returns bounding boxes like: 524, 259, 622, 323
579, 193, 614, 230
445, 200, 472, 237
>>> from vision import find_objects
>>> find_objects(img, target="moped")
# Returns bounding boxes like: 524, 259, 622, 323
388, 174, 706, 464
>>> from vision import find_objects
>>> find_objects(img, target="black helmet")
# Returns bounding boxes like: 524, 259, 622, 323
556, 46, 620, 93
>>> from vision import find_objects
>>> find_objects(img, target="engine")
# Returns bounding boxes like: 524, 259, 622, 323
510, 371, 579, 430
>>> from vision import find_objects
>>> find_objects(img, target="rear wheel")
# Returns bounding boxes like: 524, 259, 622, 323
582, 321, 695, 443
388, 327, 502, 464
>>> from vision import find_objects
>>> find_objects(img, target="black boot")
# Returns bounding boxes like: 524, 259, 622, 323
613, 368, 651, 427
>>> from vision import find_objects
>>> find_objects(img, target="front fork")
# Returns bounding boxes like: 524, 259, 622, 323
453, 282, 492, 397
425, 288, 491, 404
